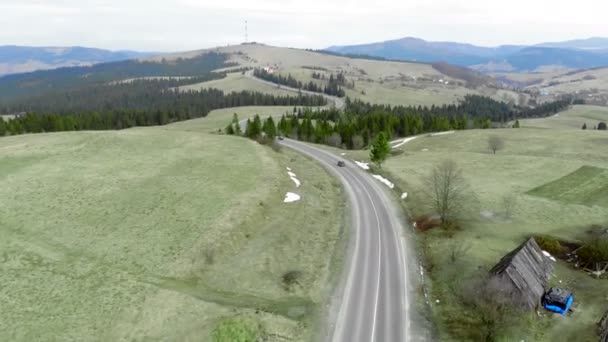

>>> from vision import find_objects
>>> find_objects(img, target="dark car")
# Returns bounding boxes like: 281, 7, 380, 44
278, 136, 285, 140
337, 161, 346, 167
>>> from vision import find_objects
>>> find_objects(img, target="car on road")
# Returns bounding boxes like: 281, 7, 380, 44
337, 161, 346, 167
278, 136, 284, 140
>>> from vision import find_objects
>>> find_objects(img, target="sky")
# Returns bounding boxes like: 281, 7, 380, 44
0, 0, 607, 52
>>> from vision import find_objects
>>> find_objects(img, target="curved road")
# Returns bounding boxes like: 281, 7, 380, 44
244, 70, 345, 109
280, 139, 420, 342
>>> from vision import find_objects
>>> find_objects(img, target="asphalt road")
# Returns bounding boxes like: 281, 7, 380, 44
280, 139, 418, 342
244, 70, 345, 109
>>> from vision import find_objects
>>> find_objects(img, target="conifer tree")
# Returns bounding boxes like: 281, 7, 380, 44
370, 132, 390, 168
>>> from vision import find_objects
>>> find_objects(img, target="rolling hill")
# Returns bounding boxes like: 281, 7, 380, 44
148, 43, 525, 107
0, 45, 151, 76
326, 37, 608, 72
0, 43, 527, 108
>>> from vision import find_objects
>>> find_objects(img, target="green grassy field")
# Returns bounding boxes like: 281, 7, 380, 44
520, 105, 608, 129
362, 128, 608, 341
528, 166, 608, 208
0, 108, 344, 341
178, 72, 296, 96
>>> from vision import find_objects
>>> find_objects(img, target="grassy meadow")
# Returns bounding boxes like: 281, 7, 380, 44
178, 72, 296, 96
341, 127, 608, 341
520, 105, 608, 129
0, 108, 345, 341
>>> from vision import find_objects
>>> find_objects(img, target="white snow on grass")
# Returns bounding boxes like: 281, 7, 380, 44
355, 161, 370, 170
284, 192, 301, 203
372, 174, 395, 189
392, 137, 417, 149
422, 148, 429, 152
430, 131, 455, 137
542, 250, 557, 262
286, 167, 292, 171
287, 171, 301, 187
401, 192, 408, 200
340, 153, 346, 156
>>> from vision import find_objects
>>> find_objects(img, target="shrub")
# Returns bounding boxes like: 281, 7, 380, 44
534, 235, 566, 256
598, 122, 607, 130
578, 239, 608, 265
282, 270, 303, 290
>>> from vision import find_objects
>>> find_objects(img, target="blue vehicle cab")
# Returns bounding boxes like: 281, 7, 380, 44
542, 288, 573, 315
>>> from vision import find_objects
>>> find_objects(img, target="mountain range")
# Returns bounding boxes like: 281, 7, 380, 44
326, 37, 608, 72
0, 46, 151, 76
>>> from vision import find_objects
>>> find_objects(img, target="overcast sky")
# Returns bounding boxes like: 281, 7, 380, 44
1, 0, 607, 52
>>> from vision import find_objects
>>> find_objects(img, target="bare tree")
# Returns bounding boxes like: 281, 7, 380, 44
327, 132, 342, 148
351, 135, 365, 150
488, 135, 505, 154
424, 160, 472, 224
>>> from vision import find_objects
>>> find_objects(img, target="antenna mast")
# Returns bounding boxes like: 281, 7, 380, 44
245, 20, 248, 43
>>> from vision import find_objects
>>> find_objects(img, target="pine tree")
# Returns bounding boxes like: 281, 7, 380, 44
0, 118, 6, 136
582, 123, 587, 130
370, 132, 390, 168
225, 123, 235, 135
247, 115, 262, 138
512, 120, 520, 128
263, 116, 277, 138
232, 113, 242, 135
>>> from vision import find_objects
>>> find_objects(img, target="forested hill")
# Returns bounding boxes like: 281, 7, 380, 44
0, 52, 232, 102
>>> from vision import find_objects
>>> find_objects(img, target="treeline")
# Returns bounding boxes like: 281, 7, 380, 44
0, 52, 233, 102
229, 95, 576, 150
0, 88, 327, 136
519, 99, 572, 118
1, 77, 326, 115
253, 68, 346, 97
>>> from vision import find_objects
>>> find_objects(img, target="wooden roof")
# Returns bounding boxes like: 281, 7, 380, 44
490, 237, 554, 309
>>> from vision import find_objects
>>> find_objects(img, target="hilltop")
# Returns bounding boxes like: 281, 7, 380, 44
0, 45, 151, 76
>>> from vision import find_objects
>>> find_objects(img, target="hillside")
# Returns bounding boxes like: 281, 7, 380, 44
0, 45, 150, 76
0, 107, 344, 341
151, 43, 525, 107
527, 67, 608, 106
326, 37, 608, 72
519, 105, 608, 129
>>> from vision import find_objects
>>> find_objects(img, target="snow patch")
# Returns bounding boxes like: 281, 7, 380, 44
340, 153, 346, 156
542, 250, 557, 262
372, 174, 395, 189
401, 192, 408, 200
392, 136, 417, 149
355, 161, 370, 170
430, 131, 455, 137
284, 192, 301, 203
286, 167, 292, 171
287, 171, 301, 187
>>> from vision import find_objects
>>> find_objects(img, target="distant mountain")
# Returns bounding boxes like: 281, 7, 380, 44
0, 46, 152, 76
326, 37, 608, 72
536, 37, 608, 50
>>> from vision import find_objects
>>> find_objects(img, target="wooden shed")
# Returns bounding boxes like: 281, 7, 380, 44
598, 310, 608, 341
489, 238, 554, 310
